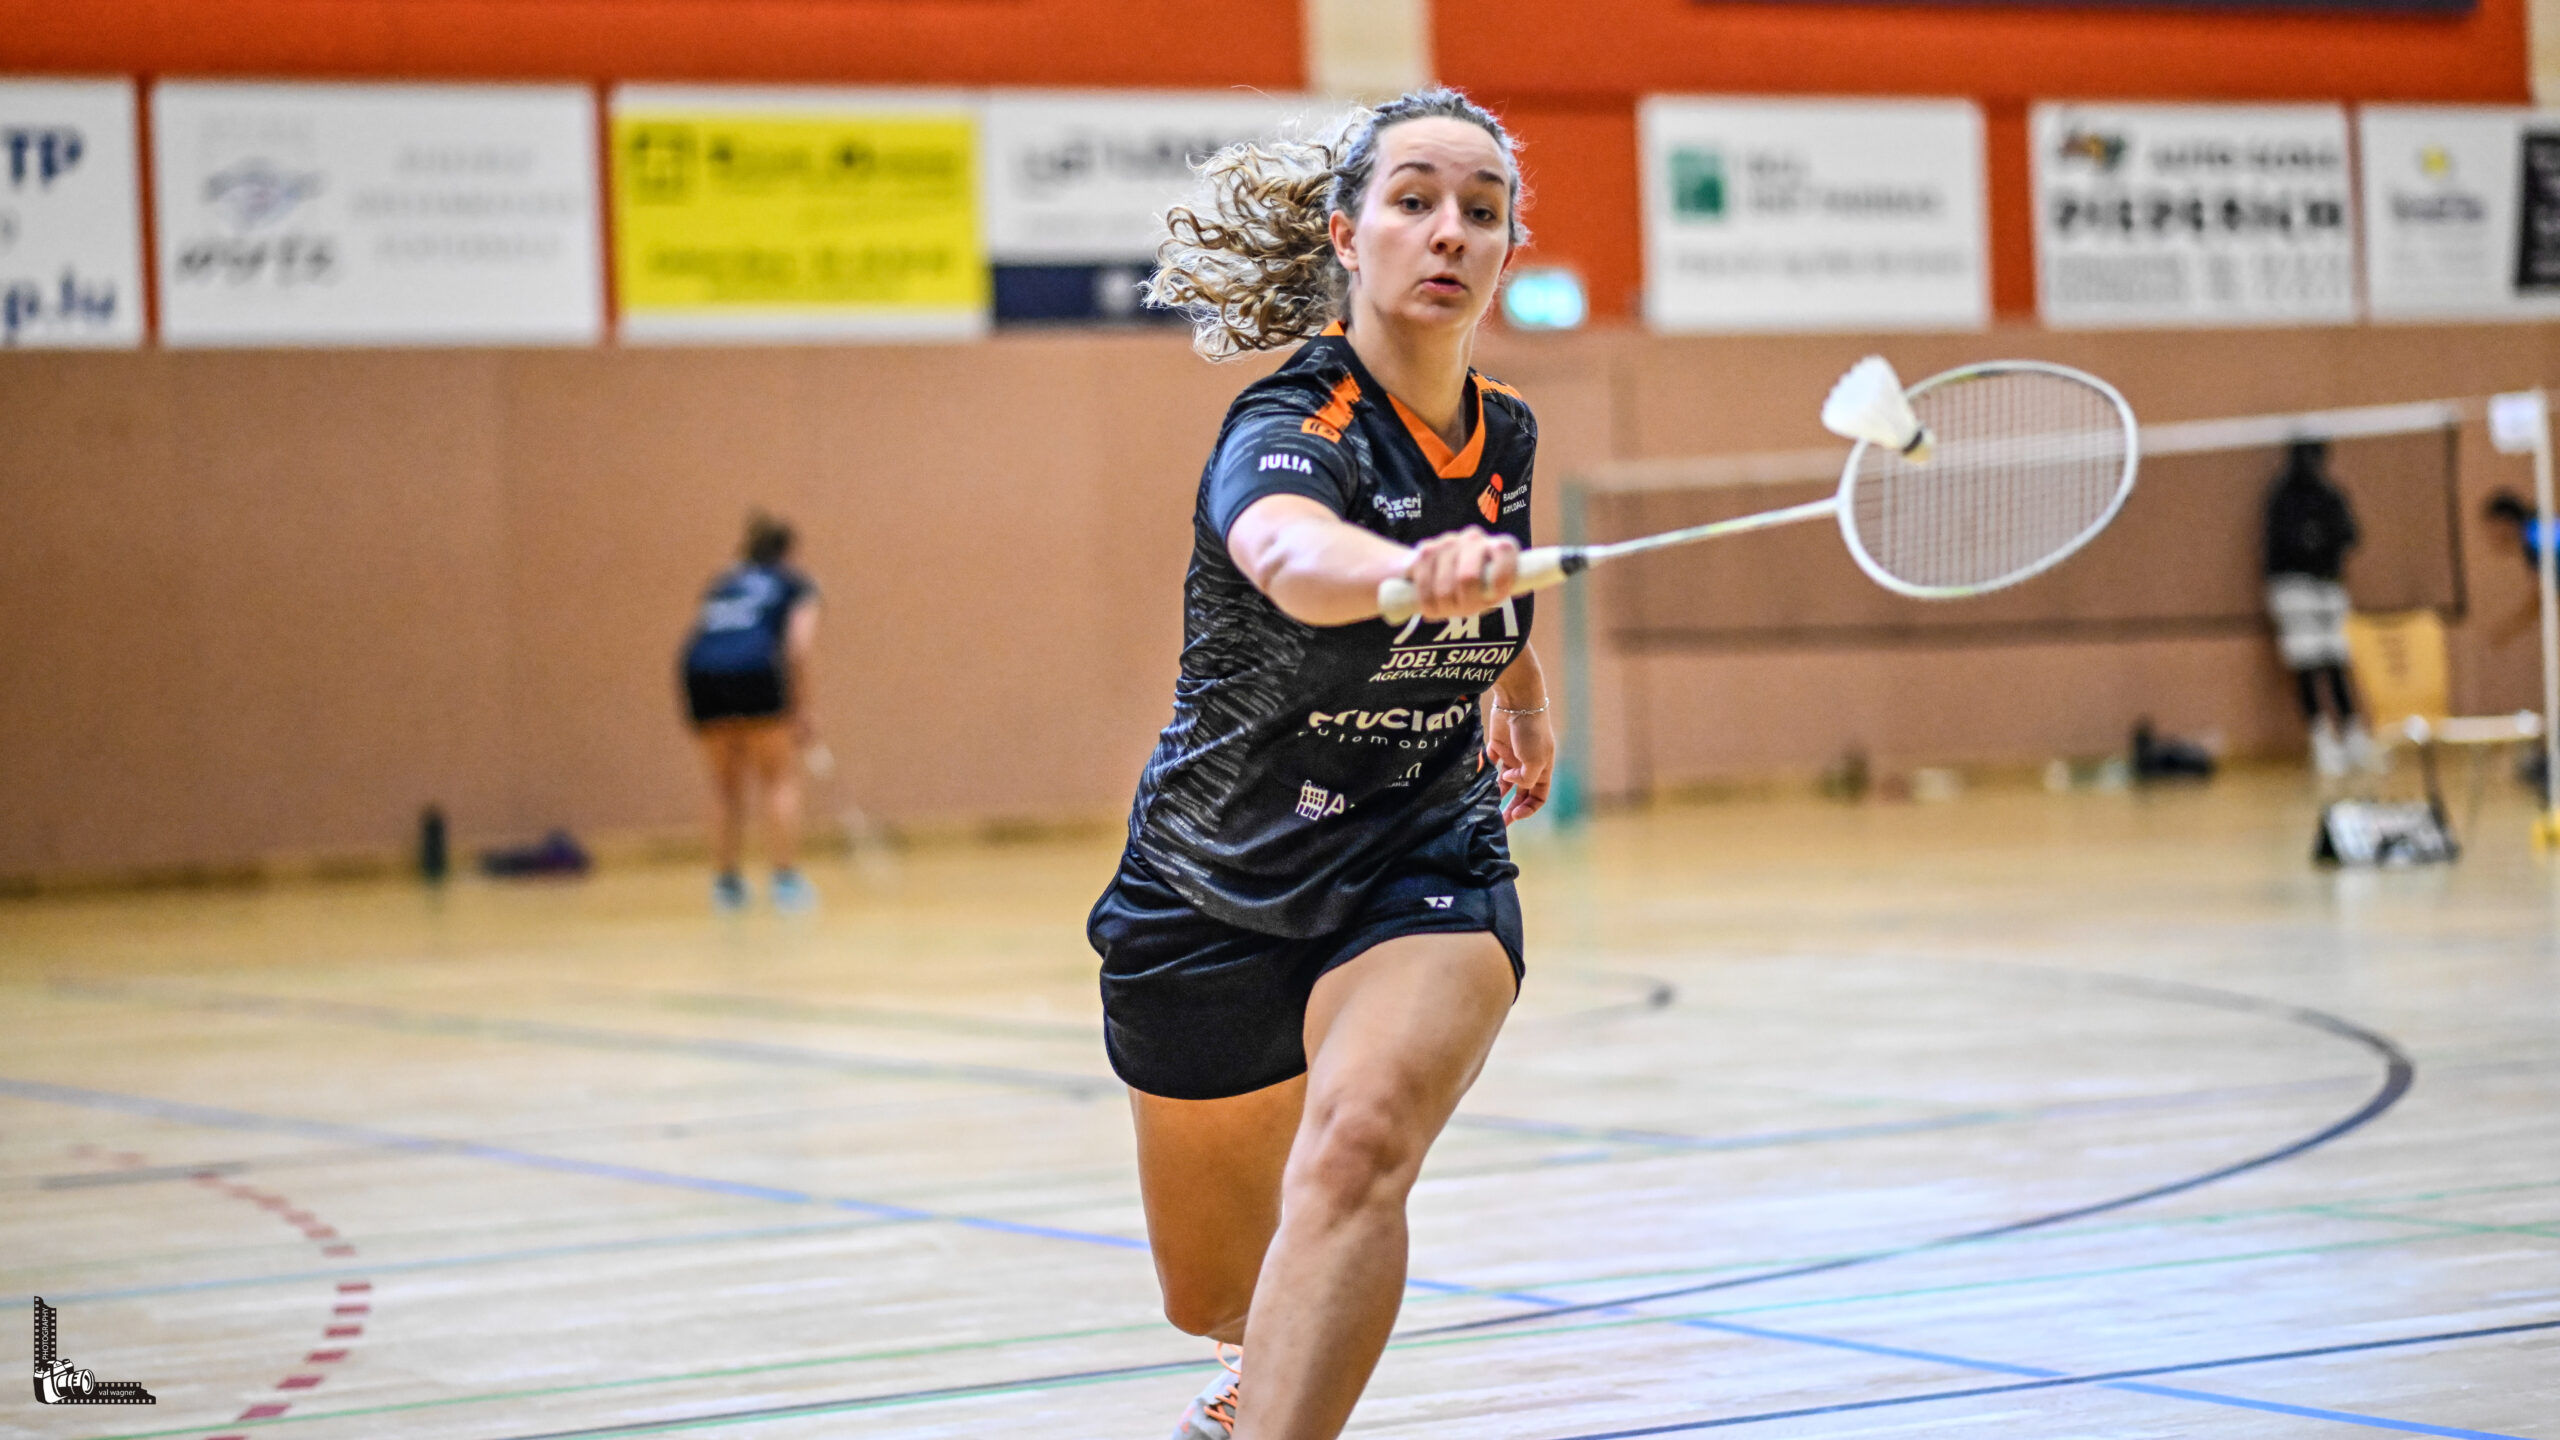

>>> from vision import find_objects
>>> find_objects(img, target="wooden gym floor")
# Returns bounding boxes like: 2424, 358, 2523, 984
3, 769, 2554, 1439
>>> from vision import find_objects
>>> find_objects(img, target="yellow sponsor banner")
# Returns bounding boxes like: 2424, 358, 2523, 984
612, 98, 986, 338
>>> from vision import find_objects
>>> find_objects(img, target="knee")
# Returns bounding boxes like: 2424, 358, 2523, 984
1286, 1096, 1424, 1217
1158, 1275, 1252, 1339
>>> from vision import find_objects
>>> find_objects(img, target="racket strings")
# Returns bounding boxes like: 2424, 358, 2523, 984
1850, 370, 2130, 595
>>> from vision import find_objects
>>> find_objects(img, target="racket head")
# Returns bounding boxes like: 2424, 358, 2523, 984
1834, 360, 2138, 600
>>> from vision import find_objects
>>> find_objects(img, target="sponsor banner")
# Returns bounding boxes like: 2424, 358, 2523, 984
0, 79, 142, 348
2032, 103, 2355, 328
153, 83, 603, 347
1639, 97, 1988, 334
612, 86, 986, 341
981, 91, 1310, 325
2358, 107, 2560, 321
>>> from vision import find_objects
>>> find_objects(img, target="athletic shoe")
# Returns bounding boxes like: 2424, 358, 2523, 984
2311, 718, 2348, 779
1167, 1345, 1241, 1439
2343, 719, 2386, 775
769, 869, 817, 914
711, 872, 748, 913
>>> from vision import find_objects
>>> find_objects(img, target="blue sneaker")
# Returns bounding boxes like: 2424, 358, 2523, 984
711, 872, 748, 913
769, 869, 817, 914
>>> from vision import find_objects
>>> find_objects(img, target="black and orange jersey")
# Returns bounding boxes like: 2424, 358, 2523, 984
1125, 326, 1537, 938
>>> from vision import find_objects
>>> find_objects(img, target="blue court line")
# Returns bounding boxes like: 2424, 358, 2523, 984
1531, 1318, 2560, 1440
0, 1075, 1146, 1253
4, 979, 2498, 1439
42, 979, 1121, 1099
1415, 972, 2417, 1336
47, 975, 2385, 1166
11, 1073, 2522, 1440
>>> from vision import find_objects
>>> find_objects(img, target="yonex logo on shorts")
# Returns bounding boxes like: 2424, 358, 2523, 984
1423, 896, 1453, 910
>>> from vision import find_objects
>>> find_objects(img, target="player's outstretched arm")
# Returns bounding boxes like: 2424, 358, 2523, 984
1228, 494, 1518, 626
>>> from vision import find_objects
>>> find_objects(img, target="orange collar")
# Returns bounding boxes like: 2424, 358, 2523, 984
1322, 320, 1485, 480
1386, 380, 1486, 481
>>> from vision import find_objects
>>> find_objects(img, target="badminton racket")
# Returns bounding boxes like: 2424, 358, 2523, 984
1376, 358, 2138, 625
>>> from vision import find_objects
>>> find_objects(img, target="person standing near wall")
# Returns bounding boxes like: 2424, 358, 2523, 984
679, 513, 822, 912
2262, 441, 2374, 778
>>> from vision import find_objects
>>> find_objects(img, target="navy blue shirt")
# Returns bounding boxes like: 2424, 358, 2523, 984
1125, 329, 1538, 937
682, 563, 817, 677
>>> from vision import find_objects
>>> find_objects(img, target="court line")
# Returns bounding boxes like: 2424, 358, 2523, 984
1530, 1317, 2560, 1440
29, 1177, 2537, 1435
37, 974, 2391, 1164
41, 979, 1122, 1099
7, 975, 2458, 1438
0, 1076, 1145, 1250
297, 1316, 2560, 1440
1411, 970, 2415, 1336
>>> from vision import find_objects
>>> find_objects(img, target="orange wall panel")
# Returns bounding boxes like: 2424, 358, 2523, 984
0, 0, 1303, 88
1505, 105, 1643, 321
1442, 0, 2527, 107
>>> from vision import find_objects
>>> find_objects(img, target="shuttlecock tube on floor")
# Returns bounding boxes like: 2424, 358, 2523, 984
1822, 355, 1934, 465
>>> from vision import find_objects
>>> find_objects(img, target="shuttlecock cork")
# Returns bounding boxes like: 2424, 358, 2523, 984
1821, 355, 1933, 465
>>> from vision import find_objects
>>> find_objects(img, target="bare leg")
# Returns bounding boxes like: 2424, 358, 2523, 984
744, 722, 802, 871
696, 728, 750, 876
1234, 932, 1515, 1440
1130, 1076, 1305, 1343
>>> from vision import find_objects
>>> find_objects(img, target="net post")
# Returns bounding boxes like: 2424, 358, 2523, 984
2534, 390, 2560, 849
1553, 476, 1593, 829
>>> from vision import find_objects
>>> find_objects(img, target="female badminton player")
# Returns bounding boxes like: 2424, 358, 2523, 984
1088, 88, 1551, 1439
678, 513, 822, 912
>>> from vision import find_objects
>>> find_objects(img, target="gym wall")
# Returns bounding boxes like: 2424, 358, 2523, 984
0, 0, 2547, 879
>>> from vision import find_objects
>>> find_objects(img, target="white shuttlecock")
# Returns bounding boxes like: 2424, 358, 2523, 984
1821, 355, 1933, 465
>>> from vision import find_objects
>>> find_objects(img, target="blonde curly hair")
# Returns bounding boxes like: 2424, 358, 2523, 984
1145, 88, 1527, 361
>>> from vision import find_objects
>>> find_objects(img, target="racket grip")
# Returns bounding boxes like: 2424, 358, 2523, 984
1377, 547, 1577, 625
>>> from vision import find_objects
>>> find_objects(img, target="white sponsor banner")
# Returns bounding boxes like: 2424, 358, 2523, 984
2361, 108, 2526, 319
980, 91, 1313, 264
2360, 106, 2560, 321
1639, 97, 1988, 334
2033, 103, 2355, 328
154, 83, 603, 346
0, 79, 142, 348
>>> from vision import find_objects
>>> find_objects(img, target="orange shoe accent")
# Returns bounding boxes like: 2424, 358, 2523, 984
1204, 1344, 1242, 1434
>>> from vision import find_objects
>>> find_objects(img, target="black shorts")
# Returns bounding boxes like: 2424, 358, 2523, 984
684, 667, 786, 726
1087, 846, 1524, 1101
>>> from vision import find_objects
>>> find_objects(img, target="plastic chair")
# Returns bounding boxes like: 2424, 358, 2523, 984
2342, 609, 2542, 832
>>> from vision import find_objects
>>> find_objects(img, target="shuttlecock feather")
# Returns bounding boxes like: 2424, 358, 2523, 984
1821, 355, 1933, 465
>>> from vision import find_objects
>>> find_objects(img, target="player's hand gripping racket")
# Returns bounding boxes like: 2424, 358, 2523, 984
1375, 357, 2139, 624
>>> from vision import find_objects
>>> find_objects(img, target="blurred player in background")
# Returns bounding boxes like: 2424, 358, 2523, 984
2487, 490, 2555, 572
2262, 441, 2375, 778
679, 513, 822, 912
1089, 89, 1551, 1440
